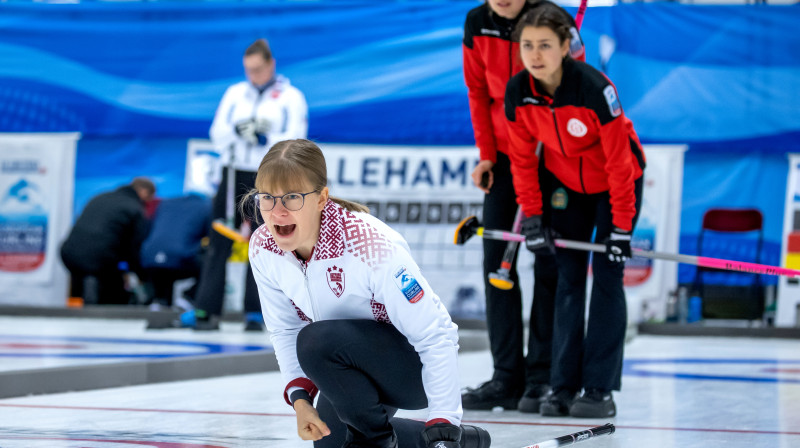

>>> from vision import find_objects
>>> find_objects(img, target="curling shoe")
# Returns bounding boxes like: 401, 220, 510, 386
569, 389, 616, 418
539, 388, 579, 417
461, 380, 521, 410
244, 312, 265, 332
517, 383, 551, 413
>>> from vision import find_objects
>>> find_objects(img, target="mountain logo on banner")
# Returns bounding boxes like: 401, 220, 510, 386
0, 178, 48, 272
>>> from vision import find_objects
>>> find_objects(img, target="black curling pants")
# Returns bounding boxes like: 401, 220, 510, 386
146, 265, 200, 306
542, 168, 643, 393
194, 168, 261, 316
482, 152, 558, 390
297, 320, 431, 448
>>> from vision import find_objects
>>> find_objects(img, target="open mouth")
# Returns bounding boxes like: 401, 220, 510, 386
273, 224, 296, 237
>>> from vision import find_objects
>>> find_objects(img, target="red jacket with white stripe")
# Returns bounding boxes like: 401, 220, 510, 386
463, 3, 585, 163
504, 57, 646, 231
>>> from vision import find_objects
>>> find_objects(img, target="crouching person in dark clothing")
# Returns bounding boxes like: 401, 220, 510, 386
60, 177, 155, 305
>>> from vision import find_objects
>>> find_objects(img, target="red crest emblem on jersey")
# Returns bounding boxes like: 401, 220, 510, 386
326, 265, 345, 298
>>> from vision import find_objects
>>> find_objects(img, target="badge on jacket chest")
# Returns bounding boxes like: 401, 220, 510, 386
327, 265, 345, 298
551, 187, 568, 210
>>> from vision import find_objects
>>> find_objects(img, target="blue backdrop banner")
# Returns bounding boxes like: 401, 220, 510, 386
1, 2, 797, 285
2, 3, 798, 149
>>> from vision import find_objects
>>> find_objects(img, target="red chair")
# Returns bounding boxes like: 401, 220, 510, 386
701, 208, 763, 235
693, 208, 765, 321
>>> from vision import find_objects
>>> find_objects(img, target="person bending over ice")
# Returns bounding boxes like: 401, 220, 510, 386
505, 1, 646, 418
245, 139, 491, 448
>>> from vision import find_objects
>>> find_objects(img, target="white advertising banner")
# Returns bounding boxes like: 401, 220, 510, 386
185, 138, 222, 197
0, 133, 79, 306
776, 153, 800, 327
185, 141, 685, 322
320, 144, 486, 318
617, 145, 687, 323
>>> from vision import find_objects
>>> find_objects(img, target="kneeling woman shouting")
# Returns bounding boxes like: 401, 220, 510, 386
245, 138, 491, 448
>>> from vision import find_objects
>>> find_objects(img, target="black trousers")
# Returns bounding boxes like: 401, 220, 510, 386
482, 152, 557, 389
60, 246, 129, 305
65, 267, 128, 305
542, 168, 643, 392
194, 168, 261, 316
297, 320, 431, 448
146, 265, 200, 306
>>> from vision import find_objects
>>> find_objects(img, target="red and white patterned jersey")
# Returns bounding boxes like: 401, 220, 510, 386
249, 199, 462, 425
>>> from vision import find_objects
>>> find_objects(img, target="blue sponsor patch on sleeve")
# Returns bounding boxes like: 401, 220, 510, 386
393, 265, 425, 303
603, 85, 622, 118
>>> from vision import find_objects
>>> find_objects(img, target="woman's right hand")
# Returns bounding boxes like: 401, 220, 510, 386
294, 399, 331, 441
471, 160, 495, 194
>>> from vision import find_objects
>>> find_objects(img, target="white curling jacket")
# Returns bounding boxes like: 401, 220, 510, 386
249, 200, 462, 425
209, 75, 308, 172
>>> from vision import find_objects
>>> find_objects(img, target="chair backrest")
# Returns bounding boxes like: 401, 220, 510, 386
695, 208, 765, 320
702, 208, 763, 233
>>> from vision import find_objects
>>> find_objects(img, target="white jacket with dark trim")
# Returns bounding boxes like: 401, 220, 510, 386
209, 75, 308, 172
248, 200, 462, 425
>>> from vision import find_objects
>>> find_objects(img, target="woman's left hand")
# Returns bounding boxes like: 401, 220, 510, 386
471, 160, 494, 194
605, 228, 632, 263
293, 399, 331, 441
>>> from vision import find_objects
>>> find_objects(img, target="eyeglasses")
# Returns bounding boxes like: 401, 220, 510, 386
255, 190, 319, 212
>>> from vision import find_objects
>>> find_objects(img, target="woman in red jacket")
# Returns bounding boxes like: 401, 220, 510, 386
505, 1, 646, 418
462, 0, 585, 414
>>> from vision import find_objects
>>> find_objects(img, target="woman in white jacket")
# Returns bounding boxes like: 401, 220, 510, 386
189, 38, 309, 331
245, 139, 491, 448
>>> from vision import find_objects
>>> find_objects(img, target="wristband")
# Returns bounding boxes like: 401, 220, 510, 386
290, 389, 311, 405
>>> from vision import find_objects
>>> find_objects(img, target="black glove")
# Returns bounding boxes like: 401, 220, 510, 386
520, 214, 554, 255
605, 227, 632, 263
421, 423, 462, 448
234, 119, 258, 145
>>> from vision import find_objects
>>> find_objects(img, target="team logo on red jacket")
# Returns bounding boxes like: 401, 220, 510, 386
567, 118, 587, 137
326, 265, 345, 298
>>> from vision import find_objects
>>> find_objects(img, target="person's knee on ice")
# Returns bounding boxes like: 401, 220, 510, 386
296, 321, 343, 374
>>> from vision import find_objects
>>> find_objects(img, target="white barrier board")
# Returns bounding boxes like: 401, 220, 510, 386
0, 133, 79, 306
185, 141, 686, 322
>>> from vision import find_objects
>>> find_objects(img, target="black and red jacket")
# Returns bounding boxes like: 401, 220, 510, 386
462, 3, 531, 163
463, 3, 584, 163
505, 57, 646, 231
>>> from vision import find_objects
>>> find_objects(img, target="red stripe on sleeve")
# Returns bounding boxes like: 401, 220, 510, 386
283, 377, 319, 406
